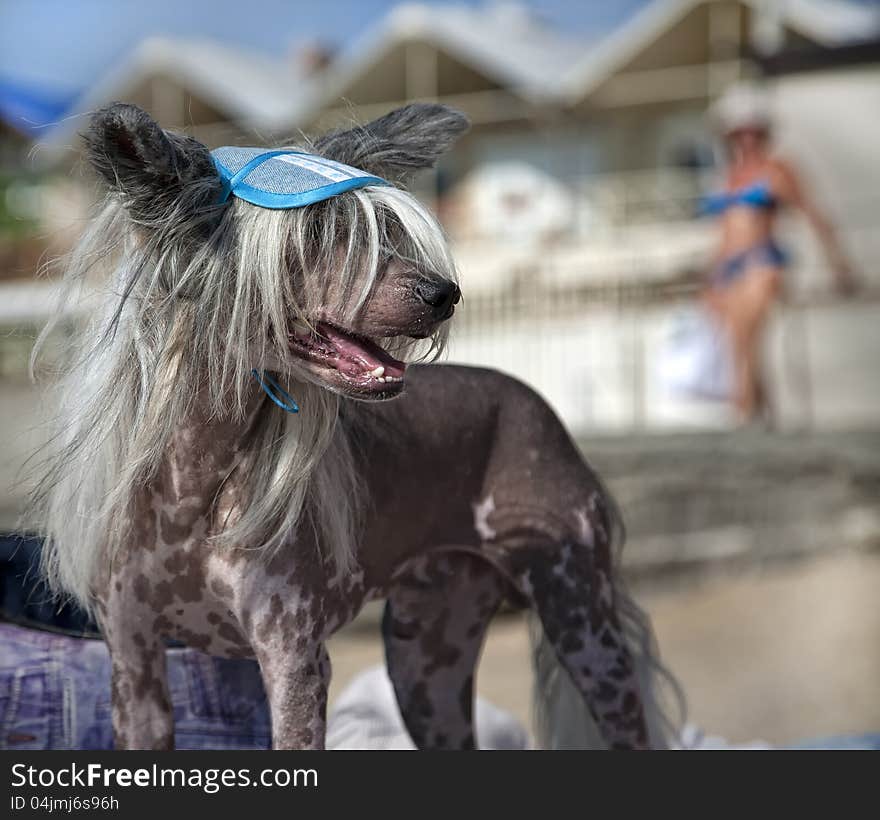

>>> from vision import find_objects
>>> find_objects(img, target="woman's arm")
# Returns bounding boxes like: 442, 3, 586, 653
772, 159, 856, 294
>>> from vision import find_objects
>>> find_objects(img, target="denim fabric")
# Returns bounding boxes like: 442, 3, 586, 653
0, 533, 271, 750
0, 533, 99, 637
0, 623, 270, 750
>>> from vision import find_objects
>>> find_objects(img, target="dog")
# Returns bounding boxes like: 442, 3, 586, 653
29, 101, 674, 749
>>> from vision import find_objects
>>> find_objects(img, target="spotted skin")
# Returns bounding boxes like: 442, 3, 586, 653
255, 641, 331, 749
382, 552, 507, 750
501, 540, 646, 750
103, 620, 173, 751
96, 364, 650, 750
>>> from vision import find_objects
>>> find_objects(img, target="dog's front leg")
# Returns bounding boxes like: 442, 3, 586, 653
255, 642, 331, 750
101, 612, 174, 750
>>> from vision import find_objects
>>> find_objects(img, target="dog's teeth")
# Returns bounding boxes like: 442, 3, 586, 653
370, 366, 385, 378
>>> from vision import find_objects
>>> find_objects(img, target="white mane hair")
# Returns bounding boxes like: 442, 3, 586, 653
27, 102, 469, 612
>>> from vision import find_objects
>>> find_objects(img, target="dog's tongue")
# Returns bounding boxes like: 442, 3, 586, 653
318, 323, 407, 379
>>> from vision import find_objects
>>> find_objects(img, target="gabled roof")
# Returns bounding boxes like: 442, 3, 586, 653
125, 37, 296, 129
379, 3, 592, 99
36, 36, 299, 157
780, 0, 880, 44
287, 2, 593, 126
30, 0, 880, 158
289, 0, 880, 128
563, 0, 880, 103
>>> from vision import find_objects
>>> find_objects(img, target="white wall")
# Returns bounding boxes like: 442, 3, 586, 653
772, 66, 880, 296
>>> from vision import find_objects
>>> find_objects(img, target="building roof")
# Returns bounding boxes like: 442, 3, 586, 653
780, 0, 880, 44
309, 2, 591, 105
125, 37, 297, 129
31, 0, 880, 157
284, 2, 594, 129
562, 0, 880, 102
34, 36, 299, 157
279, 0, 880, 128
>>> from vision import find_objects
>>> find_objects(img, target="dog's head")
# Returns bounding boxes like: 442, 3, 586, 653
84, 102, 469, 402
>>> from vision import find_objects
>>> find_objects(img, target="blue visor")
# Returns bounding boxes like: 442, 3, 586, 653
211, 147, 391, 209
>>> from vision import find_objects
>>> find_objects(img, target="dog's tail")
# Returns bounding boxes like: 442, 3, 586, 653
530, 498, 686, 749
529, 593, 685, 749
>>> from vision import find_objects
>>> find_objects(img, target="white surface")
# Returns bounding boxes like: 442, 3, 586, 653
327, 664, 531, 750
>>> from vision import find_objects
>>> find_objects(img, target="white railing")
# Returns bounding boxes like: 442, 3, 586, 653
444, 171, 880, 433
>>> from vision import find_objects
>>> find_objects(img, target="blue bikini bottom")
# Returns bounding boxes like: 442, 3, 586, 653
715, 241, 788, 287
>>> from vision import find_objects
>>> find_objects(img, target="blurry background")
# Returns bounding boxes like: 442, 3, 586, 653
1, 0, 878, 745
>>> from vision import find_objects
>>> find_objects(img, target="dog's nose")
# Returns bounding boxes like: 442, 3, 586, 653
415, 279, 460, 319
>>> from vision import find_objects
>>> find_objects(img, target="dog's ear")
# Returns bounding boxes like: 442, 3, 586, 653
313, 103, 470, 185
84, 103, 221, 223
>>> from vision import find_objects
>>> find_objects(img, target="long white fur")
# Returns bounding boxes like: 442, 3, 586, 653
530, 588, 687, 749
28, 174, 458, 613
530, 508, 686, 748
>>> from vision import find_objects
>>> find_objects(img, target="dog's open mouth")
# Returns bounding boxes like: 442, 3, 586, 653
289, 321, 406, 397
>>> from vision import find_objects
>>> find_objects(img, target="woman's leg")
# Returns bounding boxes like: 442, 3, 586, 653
726, 267, 780, 421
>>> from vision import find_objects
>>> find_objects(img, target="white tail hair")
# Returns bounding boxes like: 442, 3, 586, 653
530, 503, 686, 749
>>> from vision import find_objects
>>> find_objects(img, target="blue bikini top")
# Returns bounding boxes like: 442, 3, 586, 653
700, 180, 777, 216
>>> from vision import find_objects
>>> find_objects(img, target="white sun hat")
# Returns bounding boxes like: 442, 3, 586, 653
711, 84, 773, 134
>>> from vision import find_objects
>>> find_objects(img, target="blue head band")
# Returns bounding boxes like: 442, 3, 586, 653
211, 147, 391, 209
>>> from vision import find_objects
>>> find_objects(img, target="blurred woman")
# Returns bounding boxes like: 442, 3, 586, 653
703, 86, 854, 422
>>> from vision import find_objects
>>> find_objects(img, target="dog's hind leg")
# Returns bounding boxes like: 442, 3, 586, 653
503, 539, 649, 750
383, 551, 506, 750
